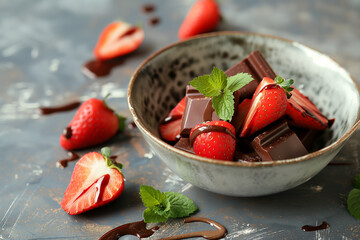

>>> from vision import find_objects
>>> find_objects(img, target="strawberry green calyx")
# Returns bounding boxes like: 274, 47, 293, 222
103, 93, 127, 131
101, 147, 124, 177
190, 67, 253, 121
274, 76, 294, 98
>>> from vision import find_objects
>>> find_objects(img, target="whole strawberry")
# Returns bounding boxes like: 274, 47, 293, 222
239, 76, 293, 137
190, 121, 235, 161
61, 147, 124, 215
60, 95, 125, 150
178, 0, 220, 40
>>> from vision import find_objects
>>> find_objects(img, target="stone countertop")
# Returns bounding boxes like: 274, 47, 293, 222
0, 0, 359, 239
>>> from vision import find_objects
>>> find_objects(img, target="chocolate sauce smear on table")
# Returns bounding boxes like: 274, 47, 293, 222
82, 58, 125, 79
40, 101, 81, 115
99, 216, 227, 240
63, 126, 72, 139
149, 17, 160, 26
128, 121, 137, 129
302, 221, 330, 232
329, 161, 353, 166
142, 4, 156, 13
190, 125, 236, 145
57, 151, 80, 168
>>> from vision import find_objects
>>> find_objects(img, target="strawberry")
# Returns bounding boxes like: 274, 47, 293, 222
61, 147, 124, 215
190, 121, 235, 161
60, 96, 125, 150
285, 88, 329, 130
159, 97, 186, 142
94, 21, 144, 60
178, 0, 220, 40
239, 77, 292, 137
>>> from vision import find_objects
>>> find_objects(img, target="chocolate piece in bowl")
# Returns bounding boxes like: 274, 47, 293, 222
250, 119, 308, 161
180, 85, 220, 137
174, 137, 194, 154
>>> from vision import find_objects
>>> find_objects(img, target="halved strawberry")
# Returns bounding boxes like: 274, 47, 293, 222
285, 88, 329, 130
239, 77, 290, 137
61, 147, 124, 215
190, 121, 236, 161
94, 21, 144, 60
159, 97, 186, 142
178, 0, 220, 40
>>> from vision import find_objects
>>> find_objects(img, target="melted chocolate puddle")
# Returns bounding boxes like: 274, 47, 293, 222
82, 58, 125, 79
99, 217, 226, 240
40, 101, 81, 115
302, 221, 330, 232
56, 152, 80, 168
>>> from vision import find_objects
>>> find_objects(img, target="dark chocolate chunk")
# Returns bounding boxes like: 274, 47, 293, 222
180, 85, 219, 137
250, 120, 308, 161
234, 139, 261, 162
290, 126, 321, 152
174, 138, 194, 154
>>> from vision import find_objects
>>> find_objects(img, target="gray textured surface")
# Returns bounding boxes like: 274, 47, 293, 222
0, 0, 359, 239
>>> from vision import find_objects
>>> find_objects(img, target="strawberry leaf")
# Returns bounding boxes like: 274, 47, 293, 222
354, 174, 360, 189
212, 91, 234, 121
274, 76, 294, 98
101, 147, 124, 177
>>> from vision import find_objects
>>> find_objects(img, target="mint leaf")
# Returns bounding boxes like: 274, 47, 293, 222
140, 185, 198, 223
143, 208, 168, 223
190, 67, 254, 121
165, 192, 198, 218
354, 174, 360, 189
347, 188, 360, 219
140, 185, 167, 208
190, 75, 221, 97
226, 73, 253, 92
212, 91, 234, 121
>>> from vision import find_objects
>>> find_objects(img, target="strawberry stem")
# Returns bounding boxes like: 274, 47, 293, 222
101, 147, 124, 178
274, 76, 294, 99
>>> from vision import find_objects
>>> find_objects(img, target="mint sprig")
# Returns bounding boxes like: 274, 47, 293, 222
274, 76, 294, 98
189, 67, 253, 121
347, 173, 360, 219
140, 185, 198, 223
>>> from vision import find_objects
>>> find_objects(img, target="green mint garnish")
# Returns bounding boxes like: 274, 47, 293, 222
101, 147, 124, 178
274, 76, 294, 98
189, 67, 253, 121
347, 174, 360, 219
140, 185, 198, 223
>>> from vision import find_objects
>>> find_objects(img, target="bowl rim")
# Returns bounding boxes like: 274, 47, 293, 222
128, 31, 360, 168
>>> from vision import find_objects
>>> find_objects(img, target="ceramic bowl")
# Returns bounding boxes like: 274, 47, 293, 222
128, 32, 360, 197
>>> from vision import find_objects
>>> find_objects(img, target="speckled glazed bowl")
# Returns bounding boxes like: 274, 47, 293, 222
128, 32, 360, 197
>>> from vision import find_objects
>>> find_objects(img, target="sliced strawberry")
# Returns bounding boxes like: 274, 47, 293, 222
178, 0, 220, 40
190, 121, 235, 161
94, 21, 144, 60
239, 77, 288, 137
61, 147, 124, 215
285, 88, 329, 130
159, 118, 182, 142
159, 97, 186, 142
60, 96, 124, 151
233, 98, 252, 133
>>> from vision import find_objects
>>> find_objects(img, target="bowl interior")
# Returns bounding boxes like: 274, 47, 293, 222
130, 33, 360, 152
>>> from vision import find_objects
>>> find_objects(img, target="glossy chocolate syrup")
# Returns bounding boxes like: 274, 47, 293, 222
40, 101, 81, 115
190, 125, 236, 145
161, 217, 227, 240
161, 115, 182, 125
99, 217, 227, 240
302, 221, 330, 232
99, 220, 158, 240
82, 58, 125, 79
56, 151, 80, 168
63, 126, 72, 139
128, 121, 137, 129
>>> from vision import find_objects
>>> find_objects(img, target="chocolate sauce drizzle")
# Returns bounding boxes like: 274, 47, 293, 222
63, 126, 72, 139
56, 151, 80, 168
142, 4, 156, 13
190, 125, 236, 145
99, 216, 227, 240
128, 121, 137, 129
149, 17, 160, 26
82, 58, 125, 79
161, 115, 182, 125
302, 221, 330, 232
40, 101, 81, 115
